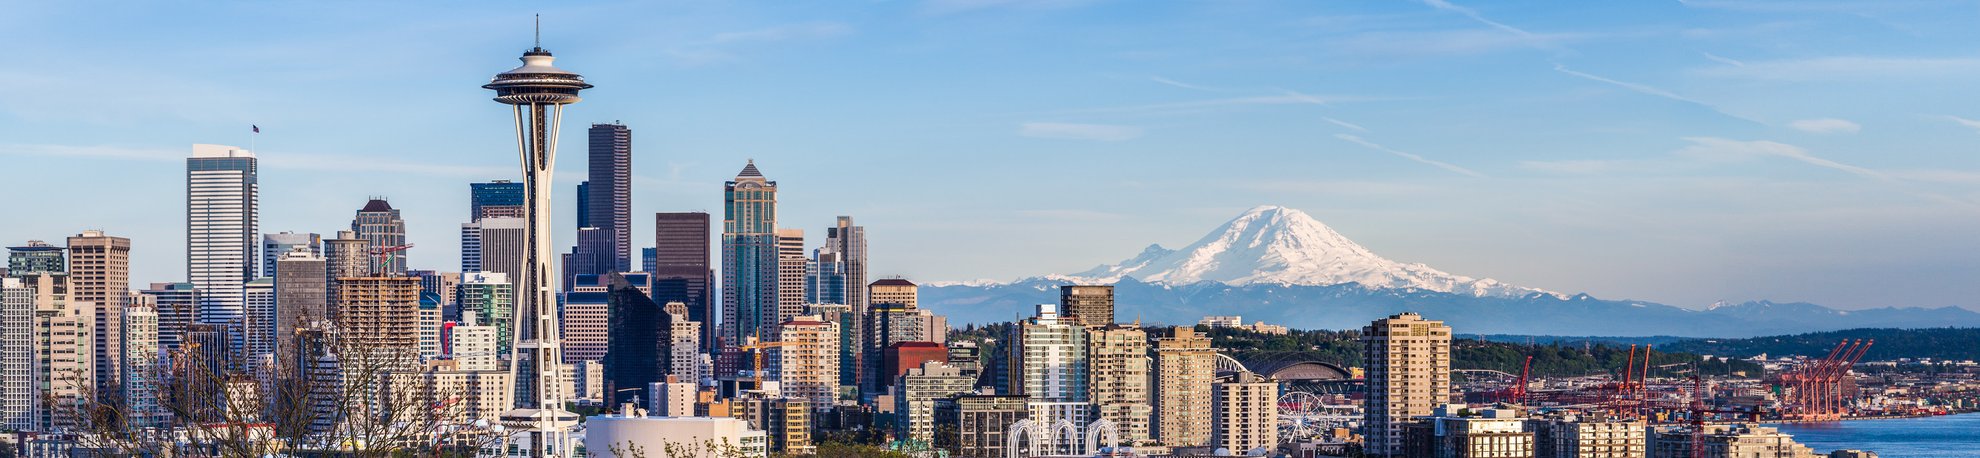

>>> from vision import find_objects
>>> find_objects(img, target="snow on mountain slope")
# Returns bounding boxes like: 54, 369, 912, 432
1051, 205, 1552, 298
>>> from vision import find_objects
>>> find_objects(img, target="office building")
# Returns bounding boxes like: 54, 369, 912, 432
584, 122, 633, 273
67, 230, 130, 397
470, 180, 525, 221
894, 361, 974, 445
883, 342, 949, 395
1156, 326, 1217, 447
1088, 324, 1151, 445
260, 232, 320, 278
459, 272, 512, 356
322, 230, 368, 314
774, 229, 806, 326
569, 226, 616, 279
805, 248, 846, 305
561, 284, 609, 364
243, 278, 275, 368
1009, 304, 1089, 428
352, 199, 408, 275
652, 212, 714, 351
187, 144, 258, 334
1212, 370, 1281, 455
600, 274, 676, 406
139, 282, 198, 354
1059, 285, 1114, 326
949, 394, 1029, 457
413, 270, 460, 311
825, 216, 867, 312
774, 317, 840, 408
121, 302, 163, 428
1363, 312, 1453, 457
0, 278, 34, 431
862, 303, 929, 395
1403, 405, 1533, 458
468, 217, 526, 294
1528, 415, 1646, 458
869, 278, 917, 309
273, 248, 326, 360
723, 161, 780, 349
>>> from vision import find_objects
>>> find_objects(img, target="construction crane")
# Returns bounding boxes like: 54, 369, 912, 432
369, 243, 415, 274
736, 339, 799, 386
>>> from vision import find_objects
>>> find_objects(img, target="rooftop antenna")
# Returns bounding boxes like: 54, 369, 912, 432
534, 14, 541, 49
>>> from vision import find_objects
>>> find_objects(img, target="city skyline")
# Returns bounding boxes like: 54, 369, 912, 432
4, 2, 1980, 312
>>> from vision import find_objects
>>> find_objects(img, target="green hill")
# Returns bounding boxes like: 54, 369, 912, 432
1656, 328, 1980, 361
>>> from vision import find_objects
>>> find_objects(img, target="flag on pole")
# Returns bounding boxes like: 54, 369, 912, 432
253, 125, 260, 133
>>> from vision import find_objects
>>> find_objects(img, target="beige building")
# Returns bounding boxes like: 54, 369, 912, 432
1649, 424, 1821, 458
869, 278, 917, 309
1059, 285, 1113, 326
1155, 326, 1216, 446
1087, 324, 1152, 445
66, 231, 129, 394
1362, 312, 1452, 457
774, 316, 841, 408
333, 277, 421, 368
385, 361, 513, 425
1404, 405, 1534, 458
1211, 370, 1279, 454
25, 274, 92, 432
1529, 415, 1646, 458
776, 229, 807, 326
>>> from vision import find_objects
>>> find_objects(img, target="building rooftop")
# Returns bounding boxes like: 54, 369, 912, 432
871, 278, 917, 287
360, 199, 394, 212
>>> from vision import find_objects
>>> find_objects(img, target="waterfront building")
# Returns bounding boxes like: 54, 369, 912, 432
1155, 326, 1216, 447
1363, 312, 1453, 457
1648, 424, 1820, 458
67, 231, 130, 396
352, 198, 409, 275
187, 144, 258, 334
1059, 285, 1114, 326
723, 161, 780, 347
1528, 414, 1647, 458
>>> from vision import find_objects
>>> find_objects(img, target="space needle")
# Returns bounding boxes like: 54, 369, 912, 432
485, 19, 590, 457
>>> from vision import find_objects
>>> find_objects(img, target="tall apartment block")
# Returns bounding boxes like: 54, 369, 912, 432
585, 123, 633, 273
261, 231, 320, 278
775, 229, 806, 326
774, 317, 841, 409
0, 277, 33, 432
67, 230, 129, 399
243, 278, 275, 368
723, 161, 779, 346
322, 230, 368, 315
1362, 312, 1452, 457
333, 277, 422, 367
352, 199, 408, 275
1059, 285, 1114, 326
186, 144, 258, 331
653, 212, 713, 352
894, 361, 973, 446
1087, 324, 1152, 445
1008, 303, 1089, 429
1155, 326, 1216, 446
1212, 371, 1281, 454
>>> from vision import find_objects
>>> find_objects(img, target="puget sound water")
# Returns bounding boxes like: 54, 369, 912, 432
1768, 413, 1980, 457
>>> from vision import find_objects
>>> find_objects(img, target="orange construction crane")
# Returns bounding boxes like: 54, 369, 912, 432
736, 339, 799, 386
369, 243, 415, 274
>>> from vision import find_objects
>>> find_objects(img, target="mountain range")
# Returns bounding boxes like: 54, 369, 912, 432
919, 206, 1980, 337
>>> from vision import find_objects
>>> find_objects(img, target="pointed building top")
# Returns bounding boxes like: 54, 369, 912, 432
361, 198, 394, 212
737, 160, 763, 178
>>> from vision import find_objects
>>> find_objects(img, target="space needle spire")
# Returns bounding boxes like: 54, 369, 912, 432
484, 18, 591, 457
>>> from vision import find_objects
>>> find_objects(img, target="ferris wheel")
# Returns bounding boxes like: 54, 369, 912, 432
1278, 391, 1325, 441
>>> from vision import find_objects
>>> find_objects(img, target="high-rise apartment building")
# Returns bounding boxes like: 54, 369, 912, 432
322, 230, 369, 315
260, 231, 320, 278
187, 144, 258, 332
1088, 324, 1152, 445
893, 361, 973, 446
585, 123, 632, 273
869, 278, 917, 309
67, 230, 130, 398
664, 303, 702, 383
243, 277, 275, 369
951, 395, 1030, 458
1212, 370, 1281, 454
1059, 285, 1114, 326
139, 282, 197, 354
333, 277, 421, 366
722, 161, 779, 346
773, 316, 840, 408
274, 248, 326, 360
1528, 415, 1645, 458
775, 229, 806, 326
1009, 303, 1089, 429
451, 324, 502, 371
419, 292, 443, 362
653, 212, 713, 352
470, 180, 526, 221
0, 278, 34, 432
352, 199, 408, 275
121, 303, 163, 428
1362, 312, 1453, 457
26, 273, 92, 432
1155, 326, 1217, 447
459, 272, 513, 356
6, 241, 65, 276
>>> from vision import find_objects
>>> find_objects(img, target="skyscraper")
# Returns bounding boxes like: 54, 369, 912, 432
352, 199, 408, 275
470, 180, 526, 221
187, 144, 258, 331
333, 277, 421, 365
1362, 312, 1452, 457
1059, 285, 1114, 326
723, 161, 779, 347
0, 277, 33, 432
243, 278, 275, 369
121, 301, 163, 428
322, 230, 369, 318
570, 226, 615, 278
1009, 303, 1089, 432
260, 231, 321, 278
274, 248, 326, 360
1087, 324, 1151, 445
775, 229, 806, 326
1154, 326, 1216, 447
67, 230, 130, 398
600, 274, 674, 407
485, 35, 591, 455
870, 278, 917, 309
139, 282, 198, 354
805, 248, 847, 305
773, 317, 840, 409
468, 217, 527, 296
25, 272, 92, 432
826, 216, 867, 313
458, 272, 513, 356
586, 122, 632, 273
653, 212, 713, 352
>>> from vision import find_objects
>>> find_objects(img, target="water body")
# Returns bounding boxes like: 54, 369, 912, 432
1769, 414, 1980, 457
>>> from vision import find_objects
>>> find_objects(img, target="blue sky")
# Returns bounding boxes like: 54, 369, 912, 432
4, 0, 1979, 311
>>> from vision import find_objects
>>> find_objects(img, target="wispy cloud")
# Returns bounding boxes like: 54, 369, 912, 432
1520, 159, 1627, 174
1788, 118, 1861, 134
921, 0, 1097, 15
1149, 76, 1223, 92
1056, 89, 1358, 117
0, 143, 510, 176
1322, 117, 1369, 132
1333, 134, 1484, 177
663, 22, 854, 65
1693, 56, 1980, 81
1701, 52, 1746, 67
1018, 122, 1144, 141
1676, 137, 1886, 180
1421, 0, 1543, 42
1553, 64, 1765, 124
1944, 115, 1980, 133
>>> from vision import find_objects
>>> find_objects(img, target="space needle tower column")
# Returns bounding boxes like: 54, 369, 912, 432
484, 26, 591, 457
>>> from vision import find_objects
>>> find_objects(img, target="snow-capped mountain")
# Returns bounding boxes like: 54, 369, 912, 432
1051, 205, 1550, 297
